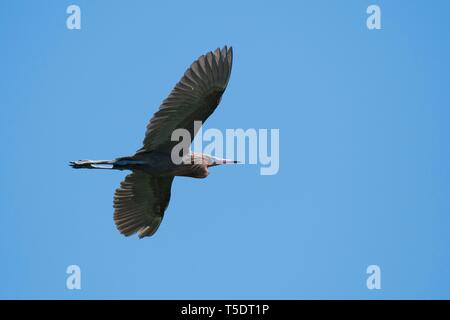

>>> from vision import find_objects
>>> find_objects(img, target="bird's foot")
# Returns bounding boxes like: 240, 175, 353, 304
69, 160, 94, 169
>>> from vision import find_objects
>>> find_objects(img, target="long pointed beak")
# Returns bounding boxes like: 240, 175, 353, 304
210, 157, 240, 166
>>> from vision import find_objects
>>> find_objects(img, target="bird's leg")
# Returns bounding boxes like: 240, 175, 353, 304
69, 160, 114, 169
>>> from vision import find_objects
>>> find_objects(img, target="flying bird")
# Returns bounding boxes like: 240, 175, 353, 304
71, 46, 236, 238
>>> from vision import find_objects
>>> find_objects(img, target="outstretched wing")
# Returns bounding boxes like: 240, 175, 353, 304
113, 172, 174, 238
138, 46, 233, 154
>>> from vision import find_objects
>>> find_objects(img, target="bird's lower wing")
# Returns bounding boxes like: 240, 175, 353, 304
113, 172, 174, 238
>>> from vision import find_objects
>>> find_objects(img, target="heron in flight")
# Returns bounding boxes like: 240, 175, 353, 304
71, 46, 236, 238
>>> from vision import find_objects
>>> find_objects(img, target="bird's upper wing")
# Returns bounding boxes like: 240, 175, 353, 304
138, 46, 233, 154
113, 171, 174, 238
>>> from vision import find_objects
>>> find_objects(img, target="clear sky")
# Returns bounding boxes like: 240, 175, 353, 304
1, 0, 449, 299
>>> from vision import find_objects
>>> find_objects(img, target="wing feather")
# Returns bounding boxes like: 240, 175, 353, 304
139, 46, 233, 153
113, 172, 174, 238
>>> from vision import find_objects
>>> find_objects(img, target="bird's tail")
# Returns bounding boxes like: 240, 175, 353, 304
69, 159, 115, 169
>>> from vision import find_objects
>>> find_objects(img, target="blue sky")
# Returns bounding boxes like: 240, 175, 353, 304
1, 0, 449, 299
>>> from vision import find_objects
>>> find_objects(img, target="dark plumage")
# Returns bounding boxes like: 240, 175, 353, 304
71, 46, 237, 238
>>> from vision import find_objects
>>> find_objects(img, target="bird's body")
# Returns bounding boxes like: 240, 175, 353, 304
71, 46, 236, 238
127, 151, 211, 178
72, 151, 231, 178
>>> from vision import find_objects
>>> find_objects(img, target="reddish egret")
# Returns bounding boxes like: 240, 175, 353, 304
71, 46, 236, 238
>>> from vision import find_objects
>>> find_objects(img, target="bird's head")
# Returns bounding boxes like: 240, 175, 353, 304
186, 153, 239, 168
